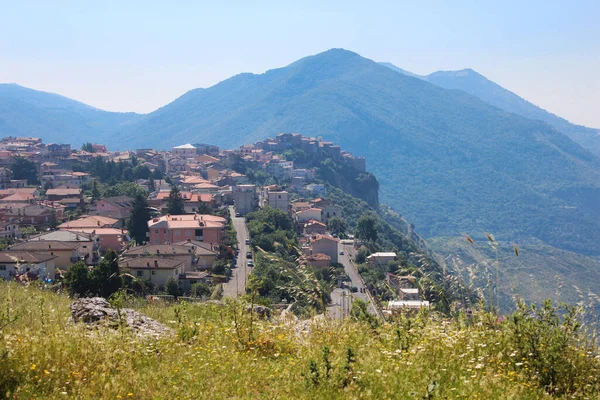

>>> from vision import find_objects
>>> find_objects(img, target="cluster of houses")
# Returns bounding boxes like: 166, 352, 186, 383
0, 133, 429, 309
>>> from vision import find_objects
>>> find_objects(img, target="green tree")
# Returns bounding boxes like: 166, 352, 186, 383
64, 261, 91, 297
356, 215, 378, 243
89, 249, 122, 298
81, 142, 96, 152
128, 192, 150, 244
167, 185, 185, 215
121, 167, 135, 182
147, 176, 156, 193
164, 277, 180, 298
327, 216, 347, 236
190, 282, 211, 298
133, 165, 152, 180
196, 201, 213, 215
20, 226, 37, 238
47, 210, 59, 230
355, 247, 371, 264
103, 181, 146, 198
152, 168, 164, 180
91, 179, 101, 200
10, 156, 39, 185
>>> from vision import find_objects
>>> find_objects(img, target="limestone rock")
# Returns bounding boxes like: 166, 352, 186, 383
70, 297, 172, 338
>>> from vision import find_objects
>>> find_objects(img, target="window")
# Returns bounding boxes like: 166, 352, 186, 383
0, 265, 6, 271
151, 271, 156, 275
174, 230, 180, 236
136, 271, 143, 277
154, 229, 159, 234
195, 229, 203, 237
154, 239, 160, 244
164, 230, 167, 234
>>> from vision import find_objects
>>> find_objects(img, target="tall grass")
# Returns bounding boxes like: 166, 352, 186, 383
1, 282, 599, 399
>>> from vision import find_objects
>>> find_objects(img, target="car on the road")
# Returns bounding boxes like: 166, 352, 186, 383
235, 212, 241, 217
247, 260, 254, 267
246, 251, 252, 259
339, 250, 345, 255
245, 239, 251, 245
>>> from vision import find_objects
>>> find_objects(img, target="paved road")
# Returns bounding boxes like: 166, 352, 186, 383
222, 206, 251, 298
327, 288, 353, 319
338, 242, 380, 317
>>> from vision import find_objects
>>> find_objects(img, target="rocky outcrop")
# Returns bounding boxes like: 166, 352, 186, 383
246, 304, 272, 320
70, 297, 172, 338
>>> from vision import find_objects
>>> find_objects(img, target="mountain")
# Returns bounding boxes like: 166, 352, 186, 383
377, 62, 422, 79
379, 63, 600, 156
0, 84, 141, 146
118, 49, 600, 256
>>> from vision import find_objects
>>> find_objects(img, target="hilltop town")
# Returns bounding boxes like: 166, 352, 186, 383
0, 133, 434, 317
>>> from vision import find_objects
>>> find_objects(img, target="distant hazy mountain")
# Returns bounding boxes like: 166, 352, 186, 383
117, 49, 600, 257
0, 84, 141, 145
377, 62, 422, 79
380, 62, 600, 155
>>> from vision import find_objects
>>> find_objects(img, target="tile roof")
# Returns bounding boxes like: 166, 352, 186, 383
11, 240, 80, 251
0, 251, 58, 264
119, 257, 185, 270
122, 244, 194, 257
46, 188, 82, 196
172, 240, 218, 255
30, 230, 94, 242
57, 215, 119, 229
310, 234, 339, 243
66, 228, 128, 236
306, 253, 331, 261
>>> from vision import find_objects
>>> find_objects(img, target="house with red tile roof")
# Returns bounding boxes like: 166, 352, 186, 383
309, 234, 340, 263
148, 214, 226, 246
57, 215, 119, 230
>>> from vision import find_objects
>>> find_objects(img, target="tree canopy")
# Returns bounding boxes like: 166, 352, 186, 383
356, 215, 378, 242
11, 156, 39, 185
128, 192, 150, 244
327, 216, 347, 236
166, 185, 185, 215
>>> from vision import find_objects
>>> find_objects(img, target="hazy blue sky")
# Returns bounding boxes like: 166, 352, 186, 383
1, 0, 599, 127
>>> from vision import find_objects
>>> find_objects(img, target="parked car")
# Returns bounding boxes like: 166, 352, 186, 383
245, 239, 251, 245
339, 250, 345, 255
246, 251, 252, 259
247, 260, 254, 267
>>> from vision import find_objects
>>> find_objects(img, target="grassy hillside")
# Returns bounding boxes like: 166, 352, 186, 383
428, 236, 600, 314
2, 283, 599, 399
0, 84, 141, 146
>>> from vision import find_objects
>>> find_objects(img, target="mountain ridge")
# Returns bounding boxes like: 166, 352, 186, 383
379, 62, 600, 155
0, 83, 142, 145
